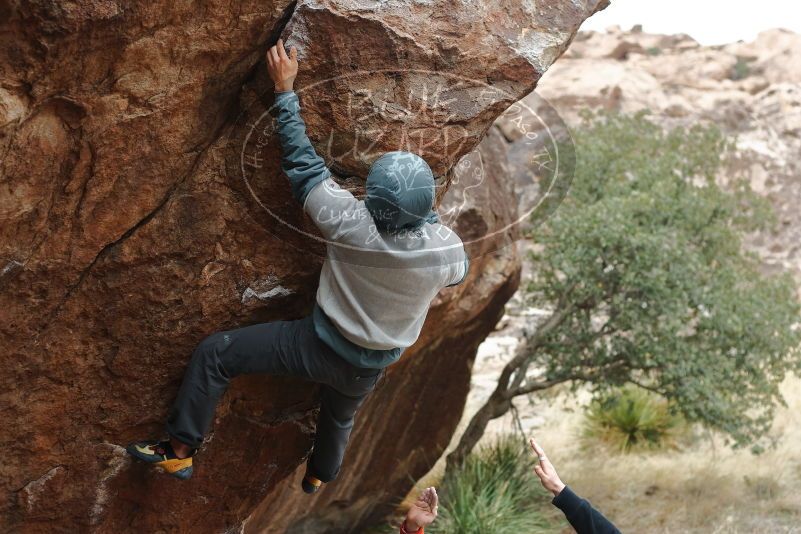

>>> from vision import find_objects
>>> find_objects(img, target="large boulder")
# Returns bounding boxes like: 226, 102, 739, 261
0, 1, 605, 532
278, 0, 608, 176
726, 29, 801, 85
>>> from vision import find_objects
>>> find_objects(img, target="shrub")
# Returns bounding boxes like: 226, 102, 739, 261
646, 46, 662, 56
582, 386, 685, 453
432, 436, 553, 534
731, 57, 752, 80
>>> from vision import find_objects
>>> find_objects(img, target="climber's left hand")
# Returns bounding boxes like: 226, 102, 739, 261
266, 38, 298, 92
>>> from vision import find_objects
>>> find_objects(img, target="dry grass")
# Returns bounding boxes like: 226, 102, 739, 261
518, 377, 801, 533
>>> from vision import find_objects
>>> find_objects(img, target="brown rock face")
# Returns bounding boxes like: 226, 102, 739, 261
280, 0, 607, 176
0, 1, 603, 532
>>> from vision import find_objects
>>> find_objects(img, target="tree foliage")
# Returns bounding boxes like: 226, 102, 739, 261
446, 112, 800, 473
526, 112, 799, 447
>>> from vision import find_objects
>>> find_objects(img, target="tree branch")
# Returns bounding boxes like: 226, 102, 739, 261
509, 358, 532, 392
507, 375, 575, 398
626, 377, 666, 396
496, 293, 576, 392
508, 360, 633, 398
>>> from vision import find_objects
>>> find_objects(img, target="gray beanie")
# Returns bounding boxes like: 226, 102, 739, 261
364, 151, 437, 231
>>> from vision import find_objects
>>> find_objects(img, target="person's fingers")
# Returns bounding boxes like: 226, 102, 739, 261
277, 38, 288, 60
268, 46, 279, 66
289, 46, 298, 61
533, 464, 545, 479
425, 487, 435, 509
431, 487, 439, 508
530, 438, 546, 458
266, 46, 274, 66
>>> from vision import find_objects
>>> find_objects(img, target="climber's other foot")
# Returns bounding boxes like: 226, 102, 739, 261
301, 472, 323, 494
126, 440, 194, 480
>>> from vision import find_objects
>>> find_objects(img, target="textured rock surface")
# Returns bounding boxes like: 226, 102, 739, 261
276, 0, 608, 177
0, 1, 604, 532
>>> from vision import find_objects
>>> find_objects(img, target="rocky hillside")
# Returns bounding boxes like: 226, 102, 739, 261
527, 26, 801, 288
0, 1, 606, 532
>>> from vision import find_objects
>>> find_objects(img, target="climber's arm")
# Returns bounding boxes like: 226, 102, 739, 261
267, 40, 363, 241
273, 90, 332, 204
446, 255, 470, 287
445, 235, 469, 287
273, 92, 362, 240
267, 40, 332, 204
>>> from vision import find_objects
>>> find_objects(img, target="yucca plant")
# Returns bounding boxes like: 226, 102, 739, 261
582, 386, 685, 453
430, 436, 553, 534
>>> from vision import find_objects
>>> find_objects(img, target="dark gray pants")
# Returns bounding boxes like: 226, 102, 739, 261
165, 315, 382, 482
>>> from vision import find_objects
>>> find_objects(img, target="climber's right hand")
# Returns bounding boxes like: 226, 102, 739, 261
266, 38, 298, 92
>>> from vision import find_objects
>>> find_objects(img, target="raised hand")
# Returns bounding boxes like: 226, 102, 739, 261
530, 437, 566, 496
405, 486, 439, 531
266, 38, 298, 92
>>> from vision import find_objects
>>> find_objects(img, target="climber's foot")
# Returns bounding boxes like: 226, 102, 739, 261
301, 472, 323, 494
126, 439, 194, 480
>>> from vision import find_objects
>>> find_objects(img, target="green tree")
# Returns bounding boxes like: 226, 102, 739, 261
446, 112, 800, 473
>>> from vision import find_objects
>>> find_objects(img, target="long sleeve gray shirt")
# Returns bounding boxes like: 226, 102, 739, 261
273, 90, 468, 368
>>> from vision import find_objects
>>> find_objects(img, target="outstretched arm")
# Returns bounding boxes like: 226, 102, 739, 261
266, 40, 331, 204
266, 40, 361, 241
530, 438, 621, 534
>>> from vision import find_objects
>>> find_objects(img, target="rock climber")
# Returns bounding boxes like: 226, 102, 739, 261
126, 39, 469, 494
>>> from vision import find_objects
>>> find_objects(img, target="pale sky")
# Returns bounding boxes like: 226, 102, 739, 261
581, 0, 801, 45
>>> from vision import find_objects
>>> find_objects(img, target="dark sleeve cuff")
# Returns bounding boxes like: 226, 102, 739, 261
552, 486, 583, 517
